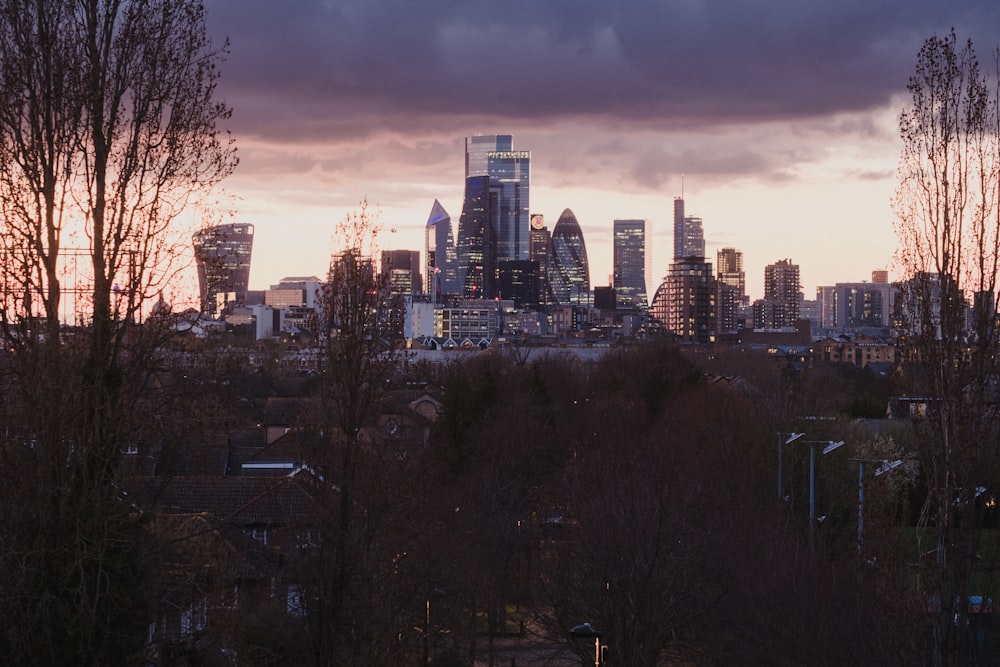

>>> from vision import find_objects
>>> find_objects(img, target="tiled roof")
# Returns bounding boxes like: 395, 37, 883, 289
138, 476, 319, 526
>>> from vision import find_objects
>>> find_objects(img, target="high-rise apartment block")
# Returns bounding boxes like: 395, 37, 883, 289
673, 196, 704, 260
815, 277, 896, 330
192, 222, 254, 316
756, 258, 800, 328
650, 257, 716, 343
716, 247, 747, 333
613, 219, 651, 310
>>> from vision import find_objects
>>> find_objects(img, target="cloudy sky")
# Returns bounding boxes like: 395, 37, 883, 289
199, 0, 1000, 301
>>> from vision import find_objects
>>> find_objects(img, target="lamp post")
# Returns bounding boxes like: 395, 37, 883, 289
423, 587, 446, 666
570, 622, 602, 667
852, 458, 902, 559
777, 432, 805, 500
799, 440, 844, 552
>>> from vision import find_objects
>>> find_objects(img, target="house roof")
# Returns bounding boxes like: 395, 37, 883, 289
138, 475, 320, 526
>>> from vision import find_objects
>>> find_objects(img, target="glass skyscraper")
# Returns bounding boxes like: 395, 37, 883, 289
456, 175, 496, 299
424, 199, 459, 300
613, 219, 651, 310
548, 208, 590, 307
192, 222, 254, 316
466, 134, 513, 178
487, 149, 530, 261
463, 135, 530, 263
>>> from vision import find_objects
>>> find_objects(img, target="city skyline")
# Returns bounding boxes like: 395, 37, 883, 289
197, 1, 1000, 303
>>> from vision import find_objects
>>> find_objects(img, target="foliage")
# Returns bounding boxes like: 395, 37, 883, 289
0, 1, 235, 662
893, 29, 1000, 664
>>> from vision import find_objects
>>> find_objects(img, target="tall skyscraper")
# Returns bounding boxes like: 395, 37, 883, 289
529, 213, 551, 308
466, 134, 513, 178
673, 196, 704, 260
456, 175, 497, 299
716, 247, 747, 333
192, 222, 254, 316
381, 250, 422, 296
548, 208, 591, 307
613, 219, 651, 310
464, 135, 530, 263
497, 260, 540, 308
487, 149, 531, 262
757, 258, 801, 328
424, 199, 459, 300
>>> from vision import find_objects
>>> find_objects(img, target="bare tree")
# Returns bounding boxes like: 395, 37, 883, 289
297, 198, 415, 664
0, 1, 236, 662
893, 29, 1000, 664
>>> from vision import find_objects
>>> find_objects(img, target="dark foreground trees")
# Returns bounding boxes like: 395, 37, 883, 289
0, 0, 236, 662
894, 29, 1000, 664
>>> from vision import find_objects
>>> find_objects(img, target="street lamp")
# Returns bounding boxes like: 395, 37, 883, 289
797, 440, 845, 552
570, 622, 603, 667
423, 587, 446, 666
852, 458, 902, 559
777, 432, 805, 500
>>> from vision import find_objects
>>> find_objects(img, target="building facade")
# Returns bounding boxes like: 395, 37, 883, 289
548, 208, 591, 307
716, 247, 747, 333
487, 149, 531, 262
529, 214, 552, 308
456, 175, 497, 300
424, 199, 459, 300
192, 222, 254, 316
757, 258, 800, 329
381, 250, 423, 296
672, 196, 704, 260
613, 219, 651, 310
815, 280, 896, 331
651, 257, 716, 343
463, 135, 530, 263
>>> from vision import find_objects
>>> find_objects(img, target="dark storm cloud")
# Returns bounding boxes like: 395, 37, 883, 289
204, 0, 998, 140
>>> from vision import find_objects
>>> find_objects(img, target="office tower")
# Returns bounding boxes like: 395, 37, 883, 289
456, 175, 497, 299
529, 214, 552, 308
424, 199, 459, 300
548, 208, 591, 307
487, 149, 531, 261
672, 196, 704, 260
716, 247, 747, 333
613, 219, 651, 310
192, 222, 254, 316
464, 135, 530, 262
758, 258, 800, 328
497, 260, 540, 308
266, 276, 323, 310
466, 134, 513, 178
381, 250, 422, 296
